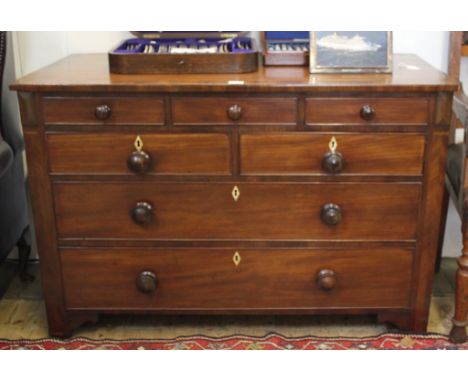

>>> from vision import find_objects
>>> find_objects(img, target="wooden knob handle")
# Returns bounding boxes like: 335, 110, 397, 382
94, 104, 111, 120
322, 152, 344, 174
131, 201, 153, 226
128, 151, 152, 175
136, 271, 158, 293
316, 269, 336, 291
360, 104, 375, 121
321, 203, 342, 226
227, 104, 242, 121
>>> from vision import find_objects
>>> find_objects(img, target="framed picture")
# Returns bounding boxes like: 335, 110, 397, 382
310, 31, 393, 74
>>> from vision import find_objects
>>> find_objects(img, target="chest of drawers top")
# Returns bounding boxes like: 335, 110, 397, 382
10, 53, 457, 94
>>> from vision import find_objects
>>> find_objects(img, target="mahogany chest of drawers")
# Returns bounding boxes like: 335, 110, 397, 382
11, 54, 457, 337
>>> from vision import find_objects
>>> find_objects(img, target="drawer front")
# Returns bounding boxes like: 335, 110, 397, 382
42, 97, 165, 125
305, 97, 429, 125
172, 97, 297, 125
241, 133, 425, 176
54, 182, 421, 240
61, 247, 413, 309
47, 133, 231, 175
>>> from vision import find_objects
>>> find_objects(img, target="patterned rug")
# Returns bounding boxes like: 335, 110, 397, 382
1, 332, 467, 350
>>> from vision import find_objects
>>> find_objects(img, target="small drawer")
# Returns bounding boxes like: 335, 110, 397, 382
172, 97, 297, 125
241, 133, 425, 176
305, 97, 429, 125
53, 182, 421, 241
42, 97, 165, 125
47, 133, 231, 175
60, 247, 413, 310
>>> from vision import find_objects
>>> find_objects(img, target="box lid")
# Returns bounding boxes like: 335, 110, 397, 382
265, 32, 309, 40
132, 32, 246, 39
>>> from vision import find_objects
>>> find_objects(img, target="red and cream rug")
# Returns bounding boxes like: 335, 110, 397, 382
1, 332, 467, 350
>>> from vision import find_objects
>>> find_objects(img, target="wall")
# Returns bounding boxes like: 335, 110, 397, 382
12, 32, 131, 75
4, 31, 467, 260
10, 31, 457, 75
393, 31, 450, 72
461, 59, 468, 92
11, 31, 467, 93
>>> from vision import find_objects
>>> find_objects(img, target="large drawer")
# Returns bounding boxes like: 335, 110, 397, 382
42, 97, 165, 125
53, 182, 421, 241
172, 97, 297, 125
241, 133, 425, 176
305, 97, 429, 125
61, 247, 413, 310
47, 133, 231, 175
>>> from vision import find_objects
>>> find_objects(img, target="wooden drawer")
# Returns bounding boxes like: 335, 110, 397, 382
172, 97, 297, 125
42, 97, 165, 125
47, 133, 231, 175
241, 133, 425, 176
61, 247, 413, 310
54, 182, 421, 241
305, 97, 429, 125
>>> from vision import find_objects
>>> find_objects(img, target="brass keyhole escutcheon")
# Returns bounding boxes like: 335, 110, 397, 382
232, 186, 240, 202
328, 136, 338, 153
322, 136, 344, 174
134, 136, 144, 152
128, 136, 152, 175
233, 252, 242, 267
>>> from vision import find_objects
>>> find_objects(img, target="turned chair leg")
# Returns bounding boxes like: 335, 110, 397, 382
449, 217, 468, 343
16, 227, 34, 282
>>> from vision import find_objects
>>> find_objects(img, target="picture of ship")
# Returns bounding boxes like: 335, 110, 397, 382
311, 31, 391, 72
317, 32, 381, 52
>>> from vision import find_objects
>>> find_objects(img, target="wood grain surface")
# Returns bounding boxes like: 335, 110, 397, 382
47, 133, 231, 175
305, 97, 429, 125
10, 54, 458, 93
172, 97, 297, 125
61, 247, 413, 310
241, 133, 425, 176
43, 97, 165, 125
53, 182, 421, 241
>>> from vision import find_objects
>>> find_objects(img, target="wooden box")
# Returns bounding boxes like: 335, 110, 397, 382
261, 31, 309, 66
109, 32, 258, 74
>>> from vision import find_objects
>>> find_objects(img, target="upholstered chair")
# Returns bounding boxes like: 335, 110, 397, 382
0, 31, 31, 286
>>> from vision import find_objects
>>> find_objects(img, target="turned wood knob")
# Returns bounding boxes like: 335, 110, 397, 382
316, 269, 336, 291
136, 271, 158, 293
128, 151, 152, 175
322, 151, 344, 174
131, 202, 154, 226
94, 104, 111, 120
227, 104, 242, 121
360, 104, 375, 121
321, 203, 342, 226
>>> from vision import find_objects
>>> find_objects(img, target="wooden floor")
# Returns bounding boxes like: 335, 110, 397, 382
0, 259, 461, 340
